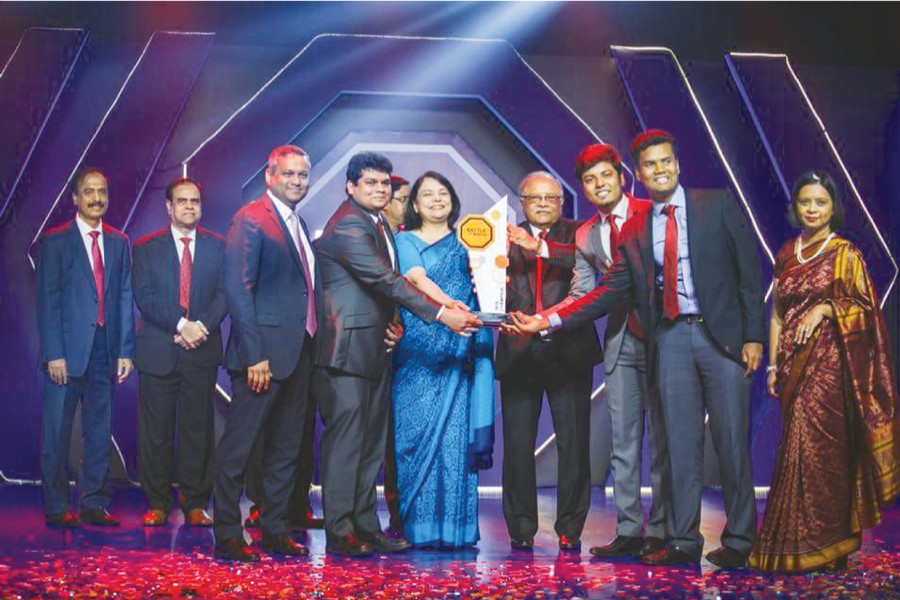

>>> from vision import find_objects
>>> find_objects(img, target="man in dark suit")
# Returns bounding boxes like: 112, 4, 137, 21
495, 171, 602, 552
512, 130, 765, 568
545, 145, 667, 560
214, 145, 319, 562
314, 151, 478, 557
132, 178, 226, 528
35, 167, 135, 528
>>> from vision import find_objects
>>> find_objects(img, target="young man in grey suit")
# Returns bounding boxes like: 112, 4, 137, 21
512, 130, 765, 569
542, 144, 667, 560
314, 152, 478, 557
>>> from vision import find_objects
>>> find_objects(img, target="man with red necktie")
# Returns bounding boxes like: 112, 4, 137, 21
35, 167, 135, 528
496, 171, 602, 552
510, 130, 765, 569
538, 144, 667, 561
132, 177, 227, 529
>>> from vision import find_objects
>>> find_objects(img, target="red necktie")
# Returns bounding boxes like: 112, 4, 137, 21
289, 213, 318, 337
89, 231, 105, 327
607, 214, 621, 262
534, 230, 548, 313
179, 237, 192, 316
662, 205, 680, 321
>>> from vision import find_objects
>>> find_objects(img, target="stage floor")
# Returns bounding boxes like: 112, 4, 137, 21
1, 485, 898, 598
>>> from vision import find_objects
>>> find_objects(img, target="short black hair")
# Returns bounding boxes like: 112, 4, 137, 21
788, 170, 844, 230
165, 177, 202, 202
70, 167, 106, 195
404, 171, 462, 231
629, 129, 678, 166
346, 152, 392, 184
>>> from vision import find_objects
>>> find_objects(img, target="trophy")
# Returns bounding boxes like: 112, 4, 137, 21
457, 197, 510, 327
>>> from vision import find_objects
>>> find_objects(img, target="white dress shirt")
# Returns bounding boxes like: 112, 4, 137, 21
598, 196, 630, 261
267, 190, 316, 287
172, 226, 198, 334
75, 214, 104, 270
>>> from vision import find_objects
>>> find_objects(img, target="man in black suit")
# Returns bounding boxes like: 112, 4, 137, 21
495, 171, 602, 552
512, 130, 764, 568
35, 167, 135, 528
214, 145, 319, 562
314, 151, 478, 557
132, 178, 226, 528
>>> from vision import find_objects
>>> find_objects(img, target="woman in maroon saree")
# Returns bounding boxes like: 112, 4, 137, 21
749, 171, 900, 573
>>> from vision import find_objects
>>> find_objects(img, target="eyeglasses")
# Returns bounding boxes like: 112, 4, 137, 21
520, 194, 562, 205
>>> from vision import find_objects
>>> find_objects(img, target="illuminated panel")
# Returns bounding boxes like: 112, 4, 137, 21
726, 52, 897, 306
29, 31, 214, 261
0, 27, 89, 218
184, 34, 629, 221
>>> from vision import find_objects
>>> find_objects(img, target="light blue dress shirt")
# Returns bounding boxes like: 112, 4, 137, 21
651, 185, 701, 316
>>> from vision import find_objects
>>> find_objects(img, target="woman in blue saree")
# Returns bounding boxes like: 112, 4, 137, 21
392, 171, 494, 548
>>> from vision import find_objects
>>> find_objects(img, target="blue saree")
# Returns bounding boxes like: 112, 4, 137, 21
392, 230, 494, 548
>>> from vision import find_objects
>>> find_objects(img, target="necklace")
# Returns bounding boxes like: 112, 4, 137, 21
795, 232, 835, 264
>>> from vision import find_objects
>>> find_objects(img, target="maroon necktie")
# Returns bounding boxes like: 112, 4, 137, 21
607, 213, 621, 262
662, 205, 680, 320
89, 231, 105, 327
534, 230, 548, 313
179, 237, 192, 316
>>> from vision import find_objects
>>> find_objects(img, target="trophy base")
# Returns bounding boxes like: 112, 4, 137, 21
474, 311, 510, 327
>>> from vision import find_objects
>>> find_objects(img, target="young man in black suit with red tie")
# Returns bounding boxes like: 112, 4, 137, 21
132, 178, 226, 528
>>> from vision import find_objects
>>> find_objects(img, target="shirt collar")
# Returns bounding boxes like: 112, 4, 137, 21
75, 214, 102, 237
652, 184, 685, 216
171, 225, 196, 243
267, 189, 299, 221
601, 195, 629, 223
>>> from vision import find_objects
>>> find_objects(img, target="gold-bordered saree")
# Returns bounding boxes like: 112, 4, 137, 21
749, 236, 900, 573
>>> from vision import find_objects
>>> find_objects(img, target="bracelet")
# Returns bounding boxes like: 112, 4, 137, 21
766, 365, 777, 373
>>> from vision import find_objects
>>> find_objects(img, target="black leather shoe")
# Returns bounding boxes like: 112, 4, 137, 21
79, 508, 120, 527
326, 534, 373, 557
243, 504, 261, 529
640, 536, 666, 557
46, 511, 81, 528
288, 508, 325, 530
215, 538, 260, 562
641, 547, 698, 566
261, 533, 310, 557
706, 546, 747, 569
357, 530, 411, 553
559, 535, 581, 551
590, 535, 642, 558
510, 537, 534, 550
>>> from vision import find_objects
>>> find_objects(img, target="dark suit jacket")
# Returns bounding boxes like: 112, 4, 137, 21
314, 199, 441, 379
223, 195, 321, 380
35, 220, 135, 376
495, 218, 603, 381
132, 227, 227, 376
557, 188, 765, 381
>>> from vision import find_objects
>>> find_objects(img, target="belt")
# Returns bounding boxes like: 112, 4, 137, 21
673, 314, 703, 324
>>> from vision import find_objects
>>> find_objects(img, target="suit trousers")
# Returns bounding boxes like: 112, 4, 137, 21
41, 326, 112, 515
138, 361, 217, 513
656, 319, 756, 558
500, 362, 593, 539
316, 366, 390, 541
213, 339, 313, 541
605, 331, 668, 539
245, 390, 318, 516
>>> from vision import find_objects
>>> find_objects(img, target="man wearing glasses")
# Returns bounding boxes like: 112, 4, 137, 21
495, 171, 602, 551
382, 175, 410, 233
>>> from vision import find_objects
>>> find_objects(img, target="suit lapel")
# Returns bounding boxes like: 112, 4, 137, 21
263, 195, 303, 272
70, 221, 98, 296
640, 209, 656, 311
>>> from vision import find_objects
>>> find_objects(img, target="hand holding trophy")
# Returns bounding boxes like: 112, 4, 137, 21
457, 197, 510, 327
